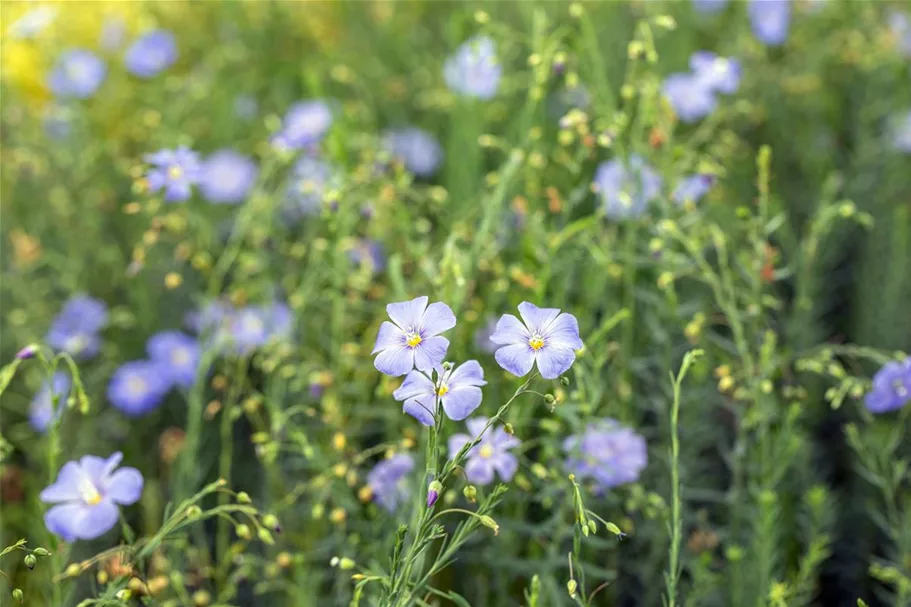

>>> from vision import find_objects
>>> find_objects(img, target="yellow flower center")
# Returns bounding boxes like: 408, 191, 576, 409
406, 333, 422, 348
85, 491, 102, 505
167, 165, 183, 180
479, 445, 494, 459
171, 348, 190, 366
79, 478, 102, 506
528, 334, 545, 351
127, 377, 147, 395
436, 383, 449, 397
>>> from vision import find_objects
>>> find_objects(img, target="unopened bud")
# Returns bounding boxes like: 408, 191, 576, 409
503, 423, 515, 435
31, 548, 50, 557
15, 344, 38, 360
560, 376, 570, 386
587, 520, 597, 535
339, 557, 356, 570
257, 528, 275, 545
235, 524, 252, 540
427, 480, 442, 508
463, 485, 477, 503
544, 394, 556, 404
236, 491, 252, 504
606, 522, 626, 538
479, 515, 499, 535
12, 589, 23, 602
185, 504, 202, 518
567, 579, 578, 597
116, 589, 132, 601
262, 514, 281, 533
24, 554, 36, 570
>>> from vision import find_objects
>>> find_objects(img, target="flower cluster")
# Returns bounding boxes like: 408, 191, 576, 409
40, 452, 143, 542
144, 147, 202, 202
564, 420, 648, 494
865, 357, 911, 414
107, 331, 200, 417
272, 100, 333, 151
662, 51, 741, 124
187, 300, 294, 356
46, 295, 109, 361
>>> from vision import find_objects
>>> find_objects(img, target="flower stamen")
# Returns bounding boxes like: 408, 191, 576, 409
528, 334, 545, 351
406, 333, 422, 348
479, 445, 494, 459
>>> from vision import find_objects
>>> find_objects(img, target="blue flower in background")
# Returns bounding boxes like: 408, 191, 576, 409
891, 111, 911, 153
474, 317, 499, 355
749, 0, 791, 46
46, 295, 108, 361
593, 155, 663, 220
272, 100, 333, 151
449, 417, 520, 485
692, 0, 728, 14
144, 147, 202, 202
662, 73, 718, 123
382, 127, 444, 177
444, 35, 501, 100
372, 296, 457, 377
367, 454, 414, 512
48, 50, 107, 99
147, 331, 200, 389
227, 302, 294, 354
107, 361, 170, 417
124, 30, 178, 78
348, 239, 385, 273
199, 150, 258, 204
889, 12, 911, 58
393, 360, 486, 426
564, 420, 648, 494
286, 156, 337, 215
673, 174, 715, 205
40, 452, 143, 542
865, 357, 911, 414
490, 302, 583, 380
690, 52, 741, 95
29, 372, 71, 433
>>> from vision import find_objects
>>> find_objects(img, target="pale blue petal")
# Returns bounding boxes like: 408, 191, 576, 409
448, 360, 486, 388
491, 427, 520, 450
403, 398, 435, 426
535, 346, 576, 379
39, 462, 85, 503
414, 336, 449, 371
387, 296, 428, 330
494, 343, 535, 377
517, 302, 561, 334
492, 452, 518, 481
80, 452, 122, 487
441, 386, 482, 421
465, 417, 488, 438
420, 302, 456, 337
44, 503, 84, 542
103, 467, 143, 505
489, 314, 529, 345
465, 457, 495, 485
75, 499, 120, 540
373, 321, 404, 354
374, 346, 415, 377
544, 313, 583, 350
392, 371, 435, 402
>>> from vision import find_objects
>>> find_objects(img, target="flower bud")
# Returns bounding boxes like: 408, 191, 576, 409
567, 579, 578, 597
15, 345, 38, 360
24, 554, 36, 570
257, 528, 275, 545
588, 520, 597, 535
116, 589, 132, 600
606, 522, 626, 538
32, 548, 50, 557
427, 480, 442, 508
560, 376, 570, 386
236, 491, 252, 504
503, 423, 515, 435
339, 557, 356, 570
463, 485, 477, 503
12, 589, 23, 602
235, 524, 252, 540
544, 394, 556, 404
185, 504, 202, 519
263, 514, 281, 533
479, 515, 499, 535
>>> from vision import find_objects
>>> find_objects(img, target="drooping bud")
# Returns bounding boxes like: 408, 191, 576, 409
427, 480, 442, 508
12, 589, 24, 602
236, 491, 252, 504
463, 485, 477, 503
257, 528, 274, 545
15, 345, 38, 360
262, 514, 281, 533
544, 394, 556, 404
567, 579, 578, 597
24, 554, 36, 570
479, 515, 499, 535
235, 524, 252, 540
32, 548, 50, 557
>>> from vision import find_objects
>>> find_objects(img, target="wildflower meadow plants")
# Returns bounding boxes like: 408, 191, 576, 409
2, 2, 911, 606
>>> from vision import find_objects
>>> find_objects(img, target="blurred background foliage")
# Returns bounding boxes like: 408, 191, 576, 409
1, 1, 910, 606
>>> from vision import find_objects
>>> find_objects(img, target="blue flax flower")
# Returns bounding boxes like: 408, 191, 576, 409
692, 0, 728, 14
30, 372, 70, 433
147, 331, 200, 389
891, 111, 911, 154
46, 295, 108, 361
673, 174, 715, 205
564, 420, 648, 494
348, 239, 385, 273
107, 361, 170, 417
48, 50, 107, 99
144, 147, 202, 202
367, 454, 414, 512
272, 100, 333, 151
373, 296, 456, 377
865, 357, 911, 414
490, 302, 583, 379
749, 0, 791, 46
124, 30, 178, 78
199, 149, 258, 204
593, 155, 662, 220
448, 417, 520, 485
286, 156, 337, 216
444, 36, 501, 100
690, 52, 741, 95
393, 360, 486, 426
227, 302, 294, 354
40, 452, 143, 542
662, 73, 718, 124
382, 127, 444, 177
